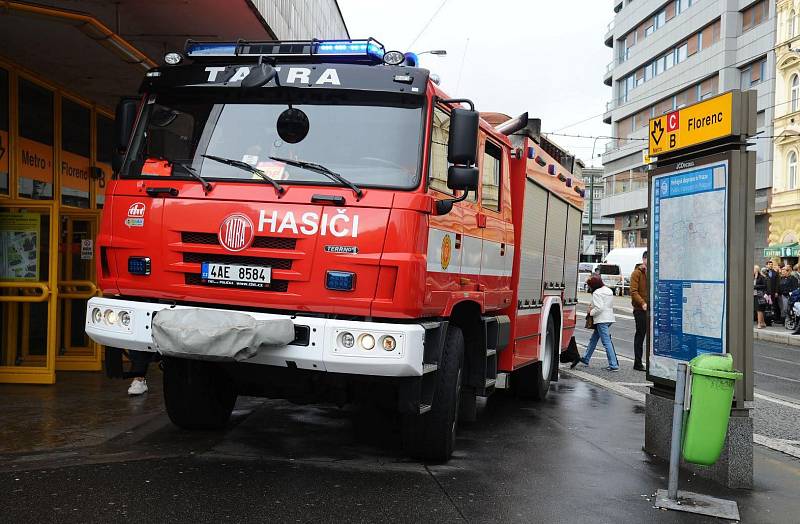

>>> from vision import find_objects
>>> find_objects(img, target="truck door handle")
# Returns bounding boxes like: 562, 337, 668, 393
146, 187, 179, 197
455, 233, 462, 250
477, 213, 487, 228
500, 243, 506, 256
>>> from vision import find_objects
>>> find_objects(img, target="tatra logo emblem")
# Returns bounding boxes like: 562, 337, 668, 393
219, 213, 254, 252
441, 234, 452, 271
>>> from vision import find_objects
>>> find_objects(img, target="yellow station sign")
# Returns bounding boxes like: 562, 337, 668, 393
648, 91, 734, 157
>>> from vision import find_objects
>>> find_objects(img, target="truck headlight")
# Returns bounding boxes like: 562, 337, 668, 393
91, 308, 102, 324
340, 332, 355, 348
359, 333, 375, 350
103, 309, 118, 325
119, 311, 131, 327
381, 336, 396, 352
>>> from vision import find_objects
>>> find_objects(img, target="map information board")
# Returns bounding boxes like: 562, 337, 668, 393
0, 212, 41, 281
650, 161, 728, 381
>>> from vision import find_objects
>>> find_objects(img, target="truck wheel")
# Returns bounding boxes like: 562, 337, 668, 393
403, 325, 465, 462
513, 316, 556, 400
163, 357, 237, 430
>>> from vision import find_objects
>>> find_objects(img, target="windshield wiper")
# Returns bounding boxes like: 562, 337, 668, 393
201, 154, 286, 195
269, 156, 363, 200
172, 162, 213, 194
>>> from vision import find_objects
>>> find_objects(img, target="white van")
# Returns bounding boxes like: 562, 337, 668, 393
604, 247, 647, 291
578, 262, 624, 295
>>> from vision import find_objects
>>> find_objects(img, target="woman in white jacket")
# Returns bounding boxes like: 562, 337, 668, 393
576, 275, 620, 371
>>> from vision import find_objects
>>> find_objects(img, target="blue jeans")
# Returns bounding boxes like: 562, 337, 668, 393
582, 323, 619, 369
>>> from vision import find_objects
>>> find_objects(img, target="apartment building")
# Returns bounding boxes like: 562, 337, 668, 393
601, 0, 776, 260
767, 1, 800, 262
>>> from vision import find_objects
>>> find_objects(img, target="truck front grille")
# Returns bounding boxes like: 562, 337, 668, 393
181, 232, 297, 250
182, 252, 292, 270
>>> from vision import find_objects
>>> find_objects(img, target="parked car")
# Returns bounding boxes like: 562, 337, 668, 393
578, 263, 624, 295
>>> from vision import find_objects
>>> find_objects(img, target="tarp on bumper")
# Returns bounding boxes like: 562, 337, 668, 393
152, 308, 295, 361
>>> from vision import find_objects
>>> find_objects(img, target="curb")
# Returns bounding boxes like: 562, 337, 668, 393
753, 328, 800, 347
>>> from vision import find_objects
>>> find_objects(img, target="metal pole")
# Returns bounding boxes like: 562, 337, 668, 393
668, 362, 688, 500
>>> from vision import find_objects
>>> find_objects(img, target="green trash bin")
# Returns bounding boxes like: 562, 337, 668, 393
681, 354, 743, 466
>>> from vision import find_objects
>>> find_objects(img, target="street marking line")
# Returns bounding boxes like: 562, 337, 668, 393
753, 434, 800, 460
754, 390, 800, 410
577, 311, 635, 321
575, 339, 636, 362
758, 354, 800, 366
562, 362, 800, 461
617, 382, 653, 387
754, 371, 800, 384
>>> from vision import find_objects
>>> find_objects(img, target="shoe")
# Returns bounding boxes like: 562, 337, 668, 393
605, 366, 620, 372
570, 358, 582, 369
633, 363, 645, 371
127, 378, 148, 395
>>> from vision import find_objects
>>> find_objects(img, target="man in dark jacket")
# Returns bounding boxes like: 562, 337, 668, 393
765, 260, 780, 322
629, 251, 648, 371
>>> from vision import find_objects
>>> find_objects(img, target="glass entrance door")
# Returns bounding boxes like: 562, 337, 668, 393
56, 213, 100, 370
0, 206, 57, 383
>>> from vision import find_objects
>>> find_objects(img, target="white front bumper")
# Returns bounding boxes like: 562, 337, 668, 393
85, 297, 426, 377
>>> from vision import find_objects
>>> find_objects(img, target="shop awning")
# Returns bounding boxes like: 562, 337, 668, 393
764, 242, 800, 257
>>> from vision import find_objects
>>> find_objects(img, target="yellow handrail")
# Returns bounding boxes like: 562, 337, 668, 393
57, 280, 98, 300
0, 282, 51, 303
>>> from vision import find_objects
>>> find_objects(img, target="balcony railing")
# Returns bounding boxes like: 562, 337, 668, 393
606, 60, 614, 74
607, 20, 615, 33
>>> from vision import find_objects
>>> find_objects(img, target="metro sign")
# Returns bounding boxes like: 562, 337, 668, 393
648, 91, 735, 157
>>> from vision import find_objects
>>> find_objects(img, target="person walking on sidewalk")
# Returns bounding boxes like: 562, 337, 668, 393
574, 275, 619, 371
630, 251, 648, 371
754, 264, 767, 329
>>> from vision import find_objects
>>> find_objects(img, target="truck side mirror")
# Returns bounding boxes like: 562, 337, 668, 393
112, 97, 139, 174
447, 108, 479, 165
447, 165, 478, 192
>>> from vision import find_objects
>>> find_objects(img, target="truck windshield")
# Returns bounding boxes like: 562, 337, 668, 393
121, 93, 424, 190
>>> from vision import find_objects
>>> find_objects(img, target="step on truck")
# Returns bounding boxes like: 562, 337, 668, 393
85, 38, 585, 461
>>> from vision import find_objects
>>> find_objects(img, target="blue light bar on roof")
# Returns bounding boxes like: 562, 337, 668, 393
184, 38, 386, 63
185, 43, 238, 57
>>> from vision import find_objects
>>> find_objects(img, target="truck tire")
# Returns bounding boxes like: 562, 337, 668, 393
163, 357, 237, 430
403, 325, 465, 462
513, 316, 556, 400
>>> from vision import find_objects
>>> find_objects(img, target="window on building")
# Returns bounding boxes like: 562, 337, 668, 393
18, 78, 54, 200
792, 74, 800, 112
636, 67, 645, 86
644, 17, 655, 36
665, 50, 675, 70
96, 114, 114, 209
700, 76, 719, 100
655, 10, 666, 29
789, 151, 797, 189
686, 33, 699, 56
429, 107, 452, 195
60, 98, 91, 208
0, 67, 8, 196
676, 85, 698, 108
743, 0, 768, 32
481, 142, 502, 212
666, 1, 677, 21
701, 20, 722, 50
790, 9, 797, 39
654, 56, 665, 76
676, 43, 688, 63
644, 62, 653, 82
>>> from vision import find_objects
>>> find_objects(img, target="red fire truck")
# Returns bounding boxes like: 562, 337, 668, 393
85, 39, 584, 461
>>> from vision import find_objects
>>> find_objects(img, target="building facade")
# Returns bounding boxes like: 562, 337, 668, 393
601, 0, 777, 261
768, 0, 800, 262
0, 0, 347, 384
581, 167, 615, 261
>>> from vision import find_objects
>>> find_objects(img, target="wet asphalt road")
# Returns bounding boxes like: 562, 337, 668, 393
2, 374, 799, 523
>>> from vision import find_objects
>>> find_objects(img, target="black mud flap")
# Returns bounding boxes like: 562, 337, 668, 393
560, 336, 581, 364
